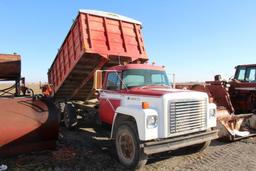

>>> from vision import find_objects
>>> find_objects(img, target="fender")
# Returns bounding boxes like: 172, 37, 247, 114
111, 106, 159, 141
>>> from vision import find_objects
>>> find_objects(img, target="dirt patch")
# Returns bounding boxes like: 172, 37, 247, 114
2, 123, 256, 171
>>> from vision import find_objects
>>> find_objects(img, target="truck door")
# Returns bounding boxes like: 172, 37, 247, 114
99, 72, 122, 124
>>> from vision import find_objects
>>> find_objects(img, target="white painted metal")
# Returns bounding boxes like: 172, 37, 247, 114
79, 9, 142, 25
102, 87, 216, 141
114, 107, 158, 140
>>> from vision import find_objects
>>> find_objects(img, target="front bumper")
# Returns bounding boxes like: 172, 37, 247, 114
143, 130, 218, 155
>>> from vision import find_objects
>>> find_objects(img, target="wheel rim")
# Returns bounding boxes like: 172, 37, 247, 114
117, 131, 135, 163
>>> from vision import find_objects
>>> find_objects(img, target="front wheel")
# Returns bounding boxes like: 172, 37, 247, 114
115, 123, 147, 169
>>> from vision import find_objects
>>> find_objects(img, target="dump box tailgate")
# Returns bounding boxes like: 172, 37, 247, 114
48, 10, 148, 100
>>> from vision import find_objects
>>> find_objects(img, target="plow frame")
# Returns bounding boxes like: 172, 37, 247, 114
179, 79, 256, 141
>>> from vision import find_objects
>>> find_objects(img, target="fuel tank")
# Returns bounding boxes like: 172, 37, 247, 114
0, 54, 21, 80
0, 96, 59, 157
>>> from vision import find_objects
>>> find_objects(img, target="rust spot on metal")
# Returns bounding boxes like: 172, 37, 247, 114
0, 54, 21, 80
0, 54, 59, 157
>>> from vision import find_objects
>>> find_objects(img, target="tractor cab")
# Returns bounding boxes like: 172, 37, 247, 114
229, 64, 256, 114
234, 64, 256, 83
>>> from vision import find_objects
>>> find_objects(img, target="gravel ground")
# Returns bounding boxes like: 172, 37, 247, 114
1, 124, 256, 171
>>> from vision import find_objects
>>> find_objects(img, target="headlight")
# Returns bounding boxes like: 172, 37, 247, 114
147, 115, 158, 128
209, 108, 216, 117
207, 103, 217, 128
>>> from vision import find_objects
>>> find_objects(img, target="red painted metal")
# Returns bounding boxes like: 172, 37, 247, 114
99, 96, 121, 124
229, 64, 256, 113
48, 10, 148, 100
70, 57, 108, 99
0, 54, 21, 80
119, 87, 188, 97
107, 63, 166, 72
0, 53, 59, 157
0, 97, 59, 157
176, 82, 236, 114
176, 64, 256, 141
103, 17, 111, 50
229, 81, 256, 113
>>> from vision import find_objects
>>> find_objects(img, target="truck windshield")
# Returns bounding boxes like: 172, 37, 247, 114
122, 69, 170, 88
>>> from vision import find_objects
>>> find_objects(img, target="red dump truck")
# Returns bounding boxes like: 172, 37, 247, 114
46, 10, 218, 168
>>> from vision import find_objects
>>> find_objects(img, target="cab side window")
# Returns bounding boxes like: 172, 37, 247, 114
106, 72, 121, 90
236, 67, 246, 81
246, 68, 256, 82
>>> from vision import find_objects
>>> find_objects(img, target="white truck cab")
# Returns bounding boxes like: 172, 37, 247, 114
94, 63, 218, 169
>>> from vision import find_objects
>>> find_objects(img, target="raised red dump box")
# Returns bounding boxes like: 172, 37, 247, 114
48, 10, 148, 100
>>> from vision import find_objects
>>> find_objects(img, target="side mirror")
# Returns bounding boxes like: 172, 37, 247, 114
94, 70, 103, 90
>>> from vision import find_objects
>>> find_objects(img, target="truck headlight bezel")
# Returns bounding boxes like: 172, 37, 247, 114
209, 108, 216, 117
146, 115, 158, 128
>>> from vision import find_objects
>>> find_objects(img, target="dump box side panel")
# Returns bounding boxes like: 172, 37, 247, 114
81, 12, 147, 59
48, 16, 85, 91
48, 11, 148, 100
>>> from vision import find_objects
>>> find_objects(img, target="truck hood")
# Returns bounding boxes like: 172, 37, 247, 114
126, 86, 190, 97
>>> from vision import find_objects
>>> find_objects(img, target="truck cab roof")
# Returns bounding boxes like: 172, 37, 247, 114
235, 64, 256, 68
107, 63, 166, 72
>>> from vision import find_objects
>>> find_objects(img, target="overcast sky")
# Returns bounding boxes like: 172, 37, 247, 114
0, 1, 255, 82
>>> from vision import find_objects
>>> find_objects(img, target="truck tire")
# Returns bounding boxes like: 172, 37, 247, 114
115, 122, 147, 169
63, 103, 78, 130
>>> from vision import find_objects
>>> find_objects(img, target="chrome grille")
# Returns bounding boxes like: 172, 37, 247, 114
169, 100, 207, 135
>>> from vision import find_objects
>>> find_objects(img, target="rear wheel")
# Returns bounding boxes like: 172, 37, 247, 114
64, 103, 78, 129
115, 122, 147, 169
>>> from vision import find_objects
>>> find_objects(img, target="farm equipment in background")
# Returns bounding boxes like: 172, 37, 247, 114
176, 64, 256, 141
0, 54, 59, 157
0, 54, 21, 96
